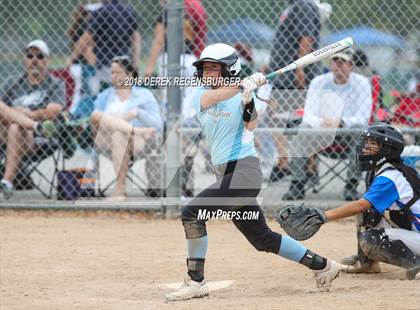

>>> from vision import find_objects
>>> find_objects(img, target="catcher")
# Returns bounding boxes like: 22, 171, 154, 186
277, 122, 420, 280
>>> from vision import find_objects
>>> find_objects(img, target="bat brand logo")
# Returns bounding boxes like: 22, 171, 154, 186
312, 42, 341, 57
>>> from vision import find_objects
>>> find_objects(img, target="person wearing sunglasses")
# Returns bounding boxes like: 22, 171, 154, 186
0, 39, 65, 199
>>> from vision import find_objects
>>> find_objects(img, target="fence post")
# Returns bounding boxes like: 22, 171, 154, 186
164, 0, 183, 217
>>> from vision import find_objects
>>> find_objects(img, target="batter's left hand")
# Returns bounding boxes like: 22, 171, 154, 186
241, 73, 266, 103
242, 72, 266, 89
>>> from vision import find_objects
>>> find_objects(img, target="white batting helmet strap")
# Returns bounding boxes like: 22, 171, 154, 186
193, 43, 241, 77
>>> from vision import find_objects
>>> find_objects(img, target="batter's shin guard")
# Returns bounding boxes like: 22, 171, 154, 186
360, 229, 420, 279
187, 258, 205, 282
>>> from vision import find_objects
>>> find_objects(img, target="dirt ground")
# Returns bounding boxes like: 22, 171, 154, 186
0, 210, 419, 310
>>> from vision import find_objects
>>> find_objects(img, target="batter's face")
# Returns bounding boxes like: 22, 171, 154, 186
202, 62, 222, 88
330, 57, 353, 84
362, 138, 380, 156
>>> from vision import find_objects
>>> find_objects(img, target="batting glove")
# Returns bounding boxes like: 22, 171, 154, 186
242, 72, 266, 88
249, 72, 267, 86
241, 88, 253, 103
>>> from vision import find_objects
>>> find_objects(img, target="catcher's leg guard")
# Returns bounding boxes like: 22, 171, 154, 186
360, 229, 420, 278
342, 214, 377, 268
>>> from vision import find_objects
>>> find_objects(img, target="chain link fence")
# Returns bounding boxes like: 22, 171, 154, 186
0, 0, 418, 207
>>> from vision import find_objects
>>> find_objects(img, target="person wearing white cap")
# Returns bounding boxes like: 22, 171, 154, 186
283, 48, 373, 201
0, 39, 65, 199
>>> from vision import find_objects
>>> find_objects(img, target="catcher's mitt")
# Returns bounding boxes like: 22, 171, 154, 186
276, 204, 326, 241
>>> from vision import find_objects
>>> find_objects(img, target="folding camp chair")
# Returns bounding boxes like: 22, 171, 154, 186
0, 136, 61, 199
306, 135, 353, 194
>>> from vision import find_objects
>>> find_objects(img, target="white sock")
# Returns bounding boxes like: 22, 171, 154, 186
1, 179, 13, 189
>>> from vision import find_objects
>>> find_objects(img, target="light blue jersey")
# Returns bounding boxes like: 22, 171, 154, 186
193, 87, 257, 165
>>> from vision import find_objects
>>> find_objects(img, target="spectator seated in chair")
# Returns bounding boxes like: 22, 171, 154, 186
283, 48, 372, 201
90, 56, 163, 201
0, 40, 65, 199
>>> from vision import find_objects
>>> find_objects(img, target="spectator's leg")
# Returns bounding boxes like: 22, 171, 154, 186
0, 102, 36, 130
283, 156, 307, 200
91, 116, 129, 199
3, 125, 34, 183
275, 134, 289, 168
269, 133, 291, 182
307, 154, 319, 182
110, 130, 131, 197
307, 155, 318, 173
91, 113, 112, 154
91, 111, 134, 135
282, 129, 315, 200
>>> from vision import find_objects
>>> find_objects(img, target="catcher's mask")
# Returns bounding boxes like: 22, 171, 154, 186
356, 122, 405, 172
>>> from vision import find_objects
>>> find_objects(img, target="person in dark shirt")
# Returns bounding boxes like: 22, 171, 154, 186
269, 0, 321, 89
0, 40, 65, 199
267, 0, 326, 182
68, 0, 140, 95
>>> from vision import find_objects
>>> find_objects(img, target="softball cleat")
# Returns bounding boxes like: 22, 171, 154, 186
313, 259, 342, 292
166, 275, 209, 301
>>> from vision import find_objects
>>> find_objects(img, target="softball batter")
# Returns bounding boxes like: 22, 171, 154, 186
166, 43, 344, 301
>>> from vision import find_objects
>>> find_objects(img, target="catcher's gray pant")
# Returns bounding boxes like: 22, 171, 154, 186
182, 156, 282, 254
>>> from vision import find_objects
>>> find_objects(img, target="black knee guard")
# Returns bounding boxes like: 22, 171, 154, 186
181, 205, 207, 239
247, 229, 282, 254
360, 229, 420, 270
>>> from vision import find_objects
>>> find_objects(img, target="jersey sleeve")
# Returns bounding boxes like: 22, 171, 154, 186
363, 175, 400, 214
192, 88, 206, 115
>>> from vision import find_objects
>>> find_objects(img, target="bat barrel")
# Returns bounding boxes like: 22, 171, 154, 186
265, 37, 354, 81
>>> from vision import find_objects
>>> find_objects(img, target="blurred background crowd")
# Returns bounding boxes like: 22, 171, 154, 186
0, 0, 418, 204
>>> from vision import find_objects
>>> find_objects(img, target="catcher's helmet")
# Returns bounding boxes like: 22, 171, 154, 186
356, 122, 405, 171
192, 43, 241, 78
